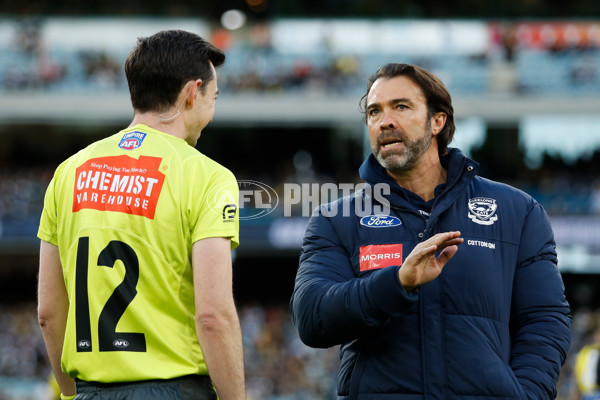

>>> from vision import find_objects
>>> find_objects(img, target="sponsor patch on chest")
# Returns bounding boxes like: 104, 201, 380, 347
359, 244, 403, 272
359, 215, 401, 228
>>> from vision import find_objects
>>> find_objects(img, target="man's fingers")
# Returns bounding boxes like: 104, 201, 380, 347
417, 244, 439, 258
439, 238, 464, 249
437, 245, 459, 265
425, 231, 461, 246
417, 238, 461, 264
415, 233, 463, 263
419, 232, 463, 250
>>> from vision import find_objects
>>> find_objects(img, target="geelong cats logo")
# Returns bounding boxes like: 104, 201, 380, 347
468, 197, 499, 226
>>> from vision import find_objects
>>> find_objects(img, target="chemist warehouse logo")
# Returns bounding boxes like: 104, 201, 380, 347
72, 155, 165, 219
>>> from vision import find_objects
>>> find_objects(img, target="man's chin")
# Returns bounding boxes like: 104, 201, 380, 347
375, 153, 408, 171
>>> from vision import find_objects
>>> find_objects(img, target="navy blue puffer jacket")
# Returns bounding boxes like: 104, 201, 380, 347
289, 148, 571, 400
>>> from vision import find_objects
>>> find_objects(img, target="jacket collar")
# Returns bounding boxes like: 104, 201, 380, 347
358, 147, 479, 207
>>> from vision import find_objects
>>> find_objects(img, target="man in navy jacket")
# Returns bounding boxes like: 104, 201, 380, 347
289, 63, 571, 400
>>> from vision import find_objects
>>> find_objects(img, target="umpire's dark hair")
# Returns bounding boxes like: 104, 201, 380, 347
360, 63, 456, 157
125, 30, 225, 113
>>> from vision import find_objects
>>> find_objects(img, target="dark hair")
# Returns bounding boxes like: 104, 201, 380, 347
125, 30, 225, 113
360, 63, 456, 156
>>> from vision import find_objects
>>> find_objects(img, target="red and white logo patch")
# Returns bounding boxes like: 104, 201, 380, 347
359, 244, 403, 272
73, 155, 165, 219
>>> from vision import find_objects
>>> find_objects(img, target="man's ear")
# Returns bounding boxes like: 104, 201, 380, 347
193, 79, 203, 101
183, 79, 202, 105
431, 112, 447, 136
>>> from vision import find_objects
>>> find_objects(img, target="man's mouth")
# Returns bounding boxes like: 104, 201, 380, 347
380, 139, 403, 150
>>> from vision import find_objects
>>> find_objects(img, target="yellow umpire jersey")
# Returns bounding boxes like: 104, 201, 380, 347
38, 124, 239, 383
575, 343, 600, 400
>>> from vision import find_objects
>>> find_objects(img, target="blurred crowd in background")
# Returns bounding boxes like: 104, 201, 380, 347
1, 18, 600, 95
0, 303, 599, 400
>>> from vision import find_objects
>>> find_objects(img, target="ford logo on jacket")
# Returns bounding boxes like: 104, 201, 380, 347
360, 215, 402, 227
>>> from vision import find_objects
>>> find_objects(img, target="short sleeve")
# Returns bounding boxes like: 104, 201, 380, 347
37, 174, 59, 245
190, 167, 239, 249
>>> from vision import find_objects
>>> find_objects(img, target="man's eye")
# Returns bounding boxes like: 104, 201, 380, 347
397, 104, 407, 110
368, 109, 379, 116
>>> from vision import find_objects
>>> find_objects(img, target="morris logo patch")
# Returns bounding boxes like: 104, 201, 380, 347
359, 244, 403, 272
468, 197, 499, 226
119, 131, 147, 150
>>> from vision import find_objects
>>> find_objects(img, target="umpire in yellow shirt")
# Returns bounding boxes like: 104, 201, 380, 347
37, 30, 246, 400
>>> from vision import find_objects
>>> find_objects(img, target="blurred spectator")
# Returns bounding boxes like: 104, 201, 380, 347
0, 169, 51, 238
15, 21, 42, 56
0, 303, 47, 378
79, 50, 122, 88
569, 52, 598, 86
592, 183, 600, 215
38, 56, 66, 88
3, 20, 66, 91
241, 305, 339, 400
573, 325, 600, 400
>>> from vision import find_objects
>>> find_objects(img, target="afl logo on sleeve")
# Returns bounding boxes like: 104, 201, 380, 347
359, 244, 403, 272
119, 131, 147, 150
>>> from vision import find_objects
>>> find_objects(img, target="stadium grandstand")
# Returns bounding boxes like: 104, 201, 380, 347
1, 0, 600, 398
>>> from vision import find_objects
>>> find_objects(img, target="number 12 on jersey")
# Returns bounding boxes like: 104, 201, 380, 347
75, 237, 147, 352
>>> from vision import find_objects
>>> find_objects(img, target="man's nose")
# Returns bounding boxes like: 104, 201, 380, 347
379, 111, 398, 130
